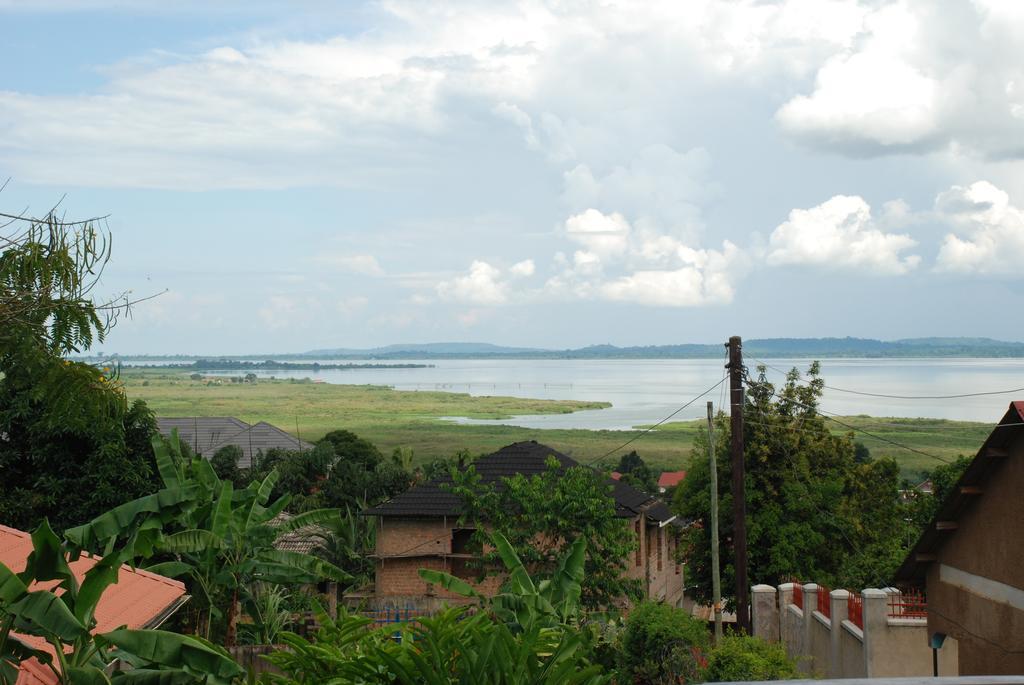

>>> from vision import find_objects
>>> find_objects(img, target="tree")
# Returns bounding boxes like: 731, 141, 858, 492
674, 363, 911, 607
614, 451, 658, 494
0, 209, 161, 533
68, 432, 348, 647
210, 444, 243, 483
449, 457, 641, 608
619, 601, 709, 684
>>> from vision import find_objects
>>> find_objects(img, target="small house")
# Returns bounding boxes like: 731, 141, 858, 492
358, 441, 684, 611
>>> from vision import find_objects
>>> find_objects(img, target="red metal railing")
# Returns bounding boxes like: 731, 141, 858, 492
847, 593, 863, 629
817, 584, 831, 618
793, 583, 803, 609
888, 590, 927, 619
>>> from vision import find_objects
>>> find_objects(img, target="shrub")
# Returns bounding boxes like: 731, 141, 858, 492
210, 444, 243, 483
701, 635, 800, 682
620, 601, 709, 684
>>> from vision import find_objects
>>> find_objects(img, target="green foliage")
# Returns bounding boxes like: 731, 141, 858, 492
0, 212, 161, 533
319, 431, 412, 510
674, 363, 914, 605
700, 635, 800, 682
619, 601, 709, 685
312, 506, 376, 595
449, 457, 640, 608
908, 455, 972, 529
614, 451, 658, 494
419, 531, 586, 632
262, 604, 611, 685
209, 445, 243, 484
0, 520, 243, 685
68, 432, 349, 647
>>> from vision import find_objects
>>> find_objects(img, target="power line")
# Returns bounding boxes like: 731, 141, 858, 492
740, 371, 953, 465
748, 356, 1024, 401
584, 376, 728, 466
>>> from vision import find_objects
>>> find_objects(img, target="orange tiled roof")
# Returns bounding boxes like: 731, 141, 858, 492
0, 524, 188, 685
658, 470, 687, 488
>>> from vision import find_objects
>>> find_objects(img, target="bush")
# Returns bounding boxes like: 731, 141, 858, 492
701, 635, 800, 682
210, 444, 243, 483
620, 601, 709, 684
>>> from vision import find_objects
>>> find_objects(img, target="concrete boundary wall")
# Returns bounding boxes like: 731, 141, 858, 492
752, 583, 959, 678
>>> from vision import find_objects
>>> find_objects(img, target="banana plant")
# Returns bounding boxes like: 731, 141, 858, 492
0, 520, 243, 685
68, 432, 350, 647
418, 532, 586, 633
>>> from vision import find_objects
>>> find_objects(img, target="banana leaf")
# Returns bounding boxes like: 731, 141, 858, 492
101, 629, 243, 683
8, 590, 87, 642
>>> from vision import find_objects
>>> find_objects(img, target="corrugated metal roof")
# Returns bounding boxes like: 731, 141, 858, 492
157, 417, 314, 468
894, 401, 1024, 584
363, 441, 663, 520
0, 525, 187, 685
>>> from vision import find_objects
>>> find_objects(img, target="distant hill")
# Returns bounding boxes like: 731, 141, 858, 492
299, 337, 1024, 360
90, 337, 1024, 361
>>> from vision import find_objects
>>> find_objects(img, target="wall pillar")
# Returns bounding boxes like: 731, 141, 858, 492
829, 588, 850, 678
861, 588, 888, 677
803, 584, 819, 675
751, 584, 779, 641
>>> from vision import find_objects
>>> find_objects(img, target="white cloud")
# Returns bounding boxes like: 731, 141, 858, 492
0, 0, 884, 189
600, 240, 743, 306
336, 296, 369, 315
436, 260, 510, 305
564, 209, 631, 258
777, 1, 1024, 157
767, 195, 920, 274
315, 254, 384, 276
509, 259, 535, 277
934, 181, 1024, 275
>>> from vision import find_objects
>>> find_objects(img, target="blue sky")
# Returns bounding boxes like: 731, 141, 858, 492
2, 0, 1023, 354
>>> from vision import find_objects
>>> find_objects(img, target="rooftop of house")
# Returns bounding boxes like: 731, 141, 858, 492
0, 525, 188, 685
363, 440, 676, 524
270, 511, 327, 555
894, 400, 1024, 585
156, 417, 314, 468
658, 470, 687, 489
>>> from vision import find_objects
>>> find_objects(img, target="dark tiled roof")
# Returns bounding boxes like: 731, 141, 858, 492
157, 417, 250, 455
157, 417, 314, 469
208, 421, 314, 469
894, 401, 1024, 584
363, 440, 665, 520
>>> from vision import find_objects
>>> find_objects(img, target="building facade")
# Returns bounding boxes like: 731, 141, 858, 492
895, 401, 1024, 675
359, 441, 685, 610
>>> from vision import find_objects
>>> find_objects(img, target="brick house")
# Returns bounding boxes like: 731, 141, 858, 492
358, 441, 684, 610
894, 401, 1024, 675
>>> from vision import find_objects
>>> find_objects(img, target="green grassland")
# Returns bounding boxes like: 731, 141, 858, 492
121, 369, 992, 479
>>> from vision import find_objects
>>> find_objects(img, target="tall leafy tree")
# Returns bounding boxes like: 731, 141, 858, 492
674, 363, 911, 607
0, 211, 159, 531
450, 457, 640, 608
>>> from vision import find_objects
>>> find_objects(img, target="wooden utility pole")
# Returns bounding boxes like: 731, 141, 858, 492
707, 401, 723, 644
727, 335, 749, 633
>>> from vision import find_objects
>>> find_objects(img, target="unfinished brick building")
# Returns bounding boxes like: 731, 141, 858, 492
357, 441, 684, 611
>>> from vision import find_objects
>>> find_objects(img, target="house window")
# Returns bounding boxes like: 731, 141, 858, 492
451, 528, 475, 580
451, 528, 474, 554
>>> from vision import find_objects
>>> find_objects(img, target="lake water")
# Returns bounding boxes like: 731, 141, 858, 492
194, 358, 1024, 430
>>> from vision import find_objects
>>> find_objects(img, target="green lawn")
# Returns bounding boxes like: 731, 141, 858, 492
122, 369, 991, 479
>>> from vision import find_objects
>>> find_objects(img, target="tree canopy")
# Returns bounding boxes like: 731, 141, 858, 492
674, 362, 914, 606
0, 211, 160, 532
449, 456, 641, 608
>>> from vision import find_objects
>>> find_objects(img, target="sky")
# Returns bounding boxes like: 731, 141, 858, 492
2, 0, 1024, 355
